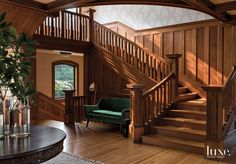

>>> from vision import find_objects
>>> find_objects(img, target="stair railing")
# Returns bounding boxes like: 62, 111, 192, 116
64, 90, 87, 124
35, 10, 90, 42
93, 21, 172, 82
202, 66, 236, 152
127, 54, 181, 143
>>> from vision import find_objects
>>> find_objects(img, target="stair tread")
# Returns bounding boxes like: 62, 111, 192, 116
178, 92, 198, 97
143, 134, 204, 148
178, 87, 188, 89
152, 125, 206, 135
170, 109, 206, 115
162, 117, 206, 124
178, 99, 206, 106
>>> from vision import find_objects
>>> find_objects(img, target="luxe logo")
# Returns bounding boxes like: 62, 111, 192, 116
206, 146, 231, 159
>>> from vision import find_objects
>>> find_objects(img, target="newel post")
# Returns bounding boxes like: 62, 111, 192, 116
126, 84, 144, 143
88, 8, 96, 42
202, 86, 224, 157
64, 90, 75, 124
166, 54, 182, 105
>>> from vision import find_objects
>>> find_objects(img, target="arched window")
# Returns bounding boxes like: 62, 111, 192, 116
52, 61, 78, 99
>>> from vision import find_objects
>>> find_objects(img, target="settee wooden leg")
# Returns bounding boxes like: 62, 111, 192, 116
86, 119, 90, 128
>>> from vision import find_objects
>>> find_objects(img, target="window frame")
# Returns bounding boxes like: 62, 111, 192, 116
52, 60, 79, 99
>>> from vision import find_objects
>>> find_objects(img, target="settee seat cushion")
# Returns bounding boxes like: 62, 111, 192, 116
91, 110, 122, 117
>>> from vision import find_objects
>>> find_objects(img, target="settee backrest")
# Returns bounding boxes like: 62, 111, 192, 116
98, 98, 130, 112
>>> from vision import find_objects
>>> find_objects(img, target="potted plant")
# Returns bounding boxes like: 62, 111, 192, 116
0, 12, 37, 138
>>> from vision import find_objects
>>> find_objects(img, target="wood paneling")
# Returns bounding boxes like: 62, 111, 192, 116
35, 92, 65, 121
0, 2, 47, 36
114, 20, 236, 96
87, 47, 130, 103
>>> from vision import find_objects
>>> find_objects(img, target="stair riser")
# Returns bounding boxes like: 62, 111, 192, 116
150, 127, 205, 142
177, 104, 206, 111
168, 111, 206, 120
178, 88, 187, 94
177, 94, 198, 102
142, 136, 204, 154
160, 119, 206, 131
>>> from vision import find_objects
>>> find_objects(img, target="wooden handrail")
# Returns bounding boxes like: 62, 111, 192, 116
127, 71, 176, 142
224, 66, 236, 89
93, 21, 172, 82
63, 10, 90, 19
143, 72, 175, 96
203, 65, 236, 150
93, 21, 169, 64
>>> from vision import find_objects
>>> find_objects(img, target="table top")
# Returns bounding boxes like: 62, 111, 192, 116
0, 125, 66, 163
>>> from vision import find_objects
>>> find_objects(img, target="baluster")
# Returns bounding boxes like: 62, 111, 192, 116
150, 56, 153, 78
168, 79, 171, 105
157, 88, 160, 115
79, 14, 82, 41
127, 42, 130, 64
40, 23, 44, 35
154, 58, 157, 80
145, 53, 149, 76
164, 82, 167, 110
102, 28, 105, 47
70, 14, 73, 40
134, 46, 138, 69
82, 17, 85, 41
51, 17, 54, 37
151, 92, 155, 120
160, 85, 163, 112
154, 90, 157, 117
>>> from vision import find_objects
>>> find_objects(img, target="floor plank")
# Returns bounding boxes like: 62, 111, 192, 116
32, 119, 229, 164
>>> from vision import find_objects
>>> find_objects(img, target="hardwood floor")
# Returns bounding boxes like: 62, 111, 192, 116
32, 119, 231, 164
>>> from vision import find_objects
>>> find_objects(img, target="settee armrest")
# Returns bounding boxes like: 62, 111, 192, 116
84, 105, 99, 115
121, 108, 130, 119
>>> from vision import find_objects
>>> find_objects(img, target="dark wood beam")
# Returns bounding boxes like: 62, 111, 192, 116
47, 0, 195, 12
47, 0, 96, 12
225, 15, 236, 25
183, 0, 230, 22
215, 1, 236, 13
0, 0, 47, 11
78, 0, 189, 7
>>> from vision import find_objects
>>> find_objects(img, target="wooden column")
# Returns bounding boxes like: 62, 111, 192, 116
126, 84, 144, 143
166, 54, 182, 105
88, 8, 96, 42
202, 86, 224, 157
64, 90, 75, 124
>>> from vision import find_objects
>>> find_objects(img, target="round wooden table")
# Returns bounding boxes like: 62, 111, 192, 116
0, 125, 66, 164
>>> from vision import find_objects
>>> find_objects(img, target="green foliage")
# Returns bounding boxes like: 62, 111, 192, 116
55, 80, 73, 98
0, 12, 37, 103
54, 64, 74, 98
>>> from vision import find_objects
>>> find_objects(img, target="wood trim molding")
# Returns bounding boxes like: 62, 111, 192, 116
0, 0, 47, 12
183, 0, 230, 22
216, 1, 236, 13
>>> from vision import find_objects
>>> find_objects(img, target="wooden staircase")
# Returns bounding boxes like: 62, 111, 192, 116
142, 86, 206, 154
35, 12, 236, 158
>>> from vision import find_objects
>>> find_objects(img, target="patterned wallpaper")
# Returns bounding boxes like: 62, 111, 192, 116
93, 5, 213, 30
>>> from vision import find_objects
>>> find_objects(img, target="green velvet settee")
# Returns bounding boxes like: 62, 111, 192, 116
84, 97, 130, 137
